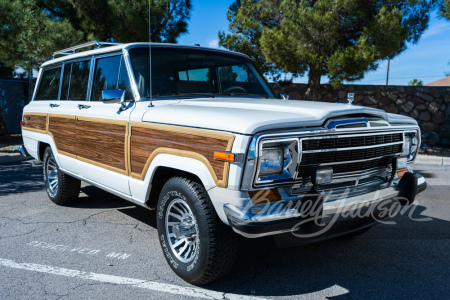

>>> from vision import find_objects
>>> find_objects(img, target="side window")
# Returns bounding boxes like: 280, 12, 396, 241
61, 60, 91, 101
91, 56, 121, 101
35, 67, 61, 100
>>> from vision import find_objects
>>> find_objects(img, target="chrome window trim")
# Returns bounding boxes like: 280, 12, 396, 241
241, 125, 421, 191
122, 48, 143, 102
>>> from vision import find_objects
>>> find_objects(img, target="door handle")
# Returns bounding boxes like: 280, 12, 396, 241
78, 104, 91, 110
49, 103, 60, 108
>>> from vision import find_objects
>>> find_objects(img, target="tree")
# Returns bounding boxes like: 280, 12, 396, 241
40, 0, 192, 43
0, 0, 86, 74
219, 0, 436, 100
440, 0, 450, 76
440, 0, 450, 20
0, 0, 192, 73
408, 78, 423, 86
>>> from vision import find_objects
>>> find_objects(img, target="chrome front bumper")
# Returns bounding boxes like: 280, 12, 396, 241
224, 173, 426, 238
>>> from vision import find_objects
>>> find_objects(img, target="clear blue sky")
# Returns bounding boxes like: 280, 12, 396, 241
178, 0, 450, 86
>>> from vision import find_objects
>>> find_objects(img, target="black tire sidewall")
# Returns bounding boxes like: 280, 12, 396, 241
43, 147, 62, 203
157, 179, 211, 283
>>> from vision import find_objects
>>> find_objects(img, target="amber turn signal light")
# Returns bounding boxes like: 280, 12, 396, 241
397, 168, 408, 178
213, 151, 235, 162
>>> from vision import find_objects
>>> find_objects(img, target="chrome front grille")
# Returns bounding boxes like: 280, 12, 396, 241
302, 133, 403, 151
296, 132, 404, 190
300, 144, 402, 166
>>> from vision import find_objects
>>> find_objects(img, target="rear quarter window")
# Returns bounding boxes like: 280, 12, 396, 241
35, 67, 61, 100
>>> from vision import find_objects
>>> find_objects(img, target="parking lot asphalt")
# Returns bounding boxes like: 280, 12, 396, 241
0, 160, 449, 299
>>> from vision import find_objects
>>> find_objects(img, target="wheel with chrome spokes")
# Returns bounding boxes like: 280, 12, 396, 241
46, 155, 59, 195
43, 147, 80, 206
157, 177, 238, 285
165, 199, 199, 263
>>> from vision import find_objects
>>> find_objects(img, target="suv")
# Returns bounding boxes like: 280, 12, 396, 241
21, 41, 427, 284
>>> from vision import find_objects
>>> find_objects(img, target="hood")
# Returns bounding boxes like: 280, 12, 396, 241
141, 98, 417, 135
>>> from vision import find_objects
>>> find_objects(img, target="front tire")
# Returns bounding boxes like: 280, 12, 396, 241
157, 177, 238, 285
43, 147, 80, 206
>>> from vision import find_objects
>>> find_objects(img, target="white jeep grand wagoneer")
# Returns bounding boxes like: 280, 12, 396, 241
20, 41, 427, 284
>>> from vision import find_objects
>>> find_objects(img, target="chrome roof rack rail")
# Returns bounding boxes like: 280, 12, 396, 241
52, 40, 123, 59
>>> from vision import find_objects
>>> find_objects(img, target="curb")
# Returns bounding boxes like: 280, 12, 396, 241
0, 155, 33, 165
414, 155, 450, 166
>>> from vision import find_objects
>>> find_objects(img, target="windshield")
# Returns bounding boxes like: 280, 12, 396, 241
128, 47, 276, 100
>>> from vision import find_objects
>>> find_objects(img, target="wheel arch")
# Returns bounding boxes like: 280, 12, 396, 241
130, 153, 218, 208
145, 166, 204, 209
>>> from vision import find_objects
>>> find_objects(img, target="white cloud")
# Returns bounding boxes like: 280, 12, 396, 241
421, 22, 450, 39
207, 39, 219, 48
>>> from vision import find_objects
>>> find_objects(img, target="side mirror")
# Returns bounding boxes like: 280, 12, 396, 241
278, 93, 289, 100
102, 90, 125, 104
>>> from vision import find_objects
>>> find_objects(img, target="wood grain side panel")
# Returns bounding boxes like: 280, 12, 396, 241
22, 113, 47, 133
48, 115, 77, 155
130, 126, 233, 185
76, 120, 126, 171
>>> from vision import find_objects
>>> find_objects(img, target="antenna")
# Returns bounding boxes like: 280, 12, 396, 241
148, 0, 154, 107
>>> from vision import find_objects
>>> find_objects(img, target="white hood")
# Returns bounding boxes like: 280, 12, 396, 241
142, 98, 417, 135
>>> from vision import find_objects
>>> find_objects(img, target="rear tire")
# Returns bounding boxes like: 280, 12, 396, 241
43, 147, 80, 206
157, 177, 238, 285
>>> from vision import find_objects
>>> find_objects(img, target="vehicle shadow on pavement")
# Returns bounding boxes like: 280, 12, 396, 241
0, 161, 45, 196
70, 185, 449, 298
74, 185, 158, 228
10, 161, 446, 298
204, 192, 450, 298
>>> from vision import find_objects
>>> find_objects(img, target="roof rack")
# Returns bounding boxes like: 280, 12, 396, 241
52, 40, 123, 59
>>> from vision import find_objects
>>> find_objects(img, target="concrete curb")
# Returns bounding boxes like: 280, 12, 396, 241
414, 155, 450, 166
0, 155, 32, 165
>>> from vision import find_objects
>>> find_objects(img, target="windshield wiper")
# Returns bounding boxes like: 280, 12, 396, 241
166, 92, 216, 98
215, 92, 270, 99
142, 92, 216, 100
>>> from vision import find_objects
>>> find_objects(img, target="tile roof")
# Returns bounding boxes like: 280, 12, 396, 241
424, 76, 450, 86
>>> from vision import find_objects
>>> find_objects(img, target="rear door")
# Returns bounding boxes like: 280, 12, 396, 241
47, 58, 92, 174
74, 53, 134, 195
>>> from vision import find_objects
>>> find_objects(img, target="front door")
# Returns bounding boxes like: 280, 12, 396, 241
75, 54, 135, 195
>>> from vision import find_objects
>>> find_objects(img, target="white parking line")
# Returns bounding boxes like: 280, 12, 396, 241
0, 258, 350, 299
0, 258, 265, 299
